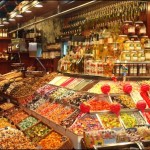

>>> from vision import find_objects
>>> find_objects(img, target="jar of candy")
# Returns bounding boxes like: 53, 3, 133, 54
130, 51, 138, 61
129, 35, 139, 41
134, 41, 141, 51
124, 41, 134, 51
145, 48, 150, 61
122, 21, 135, 35
117, 35, 128, 43
138, 50, 145, 61
140, 36, 148, 49
121, 51, 130, 61
135, 21, 146, 35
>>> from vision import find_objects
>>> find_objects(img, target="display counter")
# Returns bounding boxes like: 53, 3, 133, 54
0, 71, 150, 149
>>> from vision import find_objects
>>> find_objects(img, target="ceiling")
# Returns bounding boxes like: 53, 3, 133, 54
0, 0, 94, 30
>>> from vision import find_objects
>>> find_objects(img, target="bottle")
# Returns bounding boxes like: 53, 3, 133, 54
142, 64, 146, 76
129, 64, 134, 76
0, 29, 2, 37
133, 64, 137, 76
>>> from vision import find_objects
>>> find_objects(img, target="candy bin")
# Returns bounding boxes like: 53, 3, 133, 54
97, 113, 123, 130
120, 111, 146, 128
0, 127, 36, 149
69, 114, 103, 136
24, 122, 52, 143
38, 131, 73, 149
17, 116, 38, 131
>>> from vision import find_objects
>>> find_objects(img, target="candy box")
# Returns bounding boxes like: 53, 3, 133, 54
24, 122, 52, 143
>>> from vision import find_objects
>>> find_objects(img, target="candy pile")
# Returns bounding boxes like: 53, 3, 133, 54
28, 97, 47, 110
25, 123, 51, 142
0, 117, 13, 128
69, 114, 103, 135
9, 111, 29, 124
18, 116, 38, 130
0, 127, 35, 149
0, 102, 14, 110
120, 112, 146, 128
61, 110, 80, 128
88, 99, 110, 111
111, 95, 136, 108
3, 106, 19, 117
98, 113, 122, 129
36, 103, 60, 116
39, 131, 67, 149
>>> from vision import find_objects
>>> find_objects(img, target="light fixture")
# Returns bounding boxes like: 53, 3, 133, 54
9, 18, 16, 21
25, 10, 32, 13
35, 1, 43, 8
0, 18, 4, 26
16, 14, 23, 17
16, 10, 23, 18
2, 18, 9, 25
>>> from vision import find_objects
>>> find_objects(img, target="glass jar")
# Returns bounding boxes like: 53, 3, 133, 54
122, 21, 135, 35
130, 51, 138, 61
138, 50, 145, 61
134, 41, 142, 51
140, 36, 148, 49
117, 35, 128, 43
121, 51, 130, 61
124, 41, 134, 51
135, 21, 146, 35
129, 35, 139, 41
145, 48, 150, 61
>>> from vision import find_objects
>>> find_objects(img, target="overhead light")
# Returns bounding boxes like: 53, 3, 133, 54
25, 10, 32, 13
0, 18, 4, 26
35, 2, 43, 8
2, 18, 9, 25
3, 21, 9, 25
9, 18, 16, 21
16, 14, 23, 18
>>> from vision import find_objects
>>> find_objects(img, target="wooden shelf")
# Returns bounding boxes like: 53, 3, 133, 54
61, 72, 150, 81
0, 37, 11, 40
43, 49, 61, 52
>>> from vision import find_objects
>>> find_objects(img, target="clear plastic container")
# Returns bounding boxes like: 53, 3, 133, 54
130, 51, 138, 61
